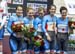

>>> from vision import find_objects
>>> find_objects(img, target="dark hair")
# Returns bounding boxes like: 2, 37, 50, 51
49, 4, 56, 9
47, 4, 56, 14
60, 6, 67, 13
16, 5, 23, 10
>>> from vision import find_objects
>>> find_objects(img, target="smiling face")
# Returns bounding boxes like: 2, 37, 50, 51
38, 9, 44, 17
27, 8, 34, 18
49, 5, 56, 16
60, 7, 67, 19
61, 10, 67, 19
16, 6, 23, 16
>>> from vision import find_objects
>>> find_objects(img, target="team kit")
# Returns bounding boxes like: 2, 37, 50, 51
0, 0, 73, 54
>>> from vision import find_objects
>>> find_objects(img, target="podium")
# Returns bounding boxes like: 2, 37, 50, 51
3, 36, 11, 54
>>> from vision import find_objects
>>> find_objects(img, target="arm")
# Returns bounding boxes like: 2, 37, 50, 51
1, 16, 7, 27
42, 16, 51, 41
42, 16, 49, 36
55, 17, 58, 34
7, 17, 16, 36
7, 17, 14, 35
34, 19, 38, 30
33, 19, 38, 36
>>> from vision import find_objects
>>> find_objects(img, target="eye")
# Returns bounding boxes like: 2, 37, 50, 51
29, 12, 34, 14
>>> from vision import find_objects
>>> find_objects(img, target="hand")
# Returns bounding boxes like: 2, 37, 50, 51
27, 38, 30, 43
45, 32, 51, 41
71, 24, 75, 27
0, 26, 2, 30
24, 37, 30, 42
12, 33, 16, 36
46, 35, 51, 42
55, 27, 57, 34
38, 35, 42, 39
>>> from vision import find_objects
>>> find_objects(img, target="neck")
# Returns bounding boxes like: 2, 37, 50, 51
61, 17, 66, 20
62, 16, 66, 19
50, 14, 54, 17
16, 14, 22, 17
17, 15, 21, 18
39, 16, 43, 19
28, 16, 34, 20
17, 15, 20, 17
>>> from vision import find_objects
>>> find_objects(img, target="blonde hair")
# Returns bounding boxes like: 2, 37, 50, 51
38, 7, 44, 13
26, 7, 34, 12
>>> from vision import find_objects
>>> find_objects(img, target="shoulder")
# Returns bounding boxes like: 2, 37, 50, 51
10, 16, 15, 20
57, 17, 61, 21
23, 17, 28, 21
43, 15, 50, 20
54, 16, 58, 19
35, 17, 40, 21
66, 17, 69, 20
44, 15, 50, 18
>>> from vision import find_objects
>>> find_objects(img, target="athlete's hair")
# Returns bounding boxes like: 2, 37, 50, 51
26, 7, 34, 12
38, 7, 45, 13
60, 6, 67, 13
49, 4, 56, 9
16, 5, 23, 10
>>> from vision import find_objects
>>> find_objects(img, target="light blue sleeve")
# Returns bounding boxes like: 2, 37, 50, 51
33, 18, 38, 36
42, 16, 47, 33
56, 17, 58, 27
7, 16, 13, 34
34, 18, 38, 30
23, 17, 28, 24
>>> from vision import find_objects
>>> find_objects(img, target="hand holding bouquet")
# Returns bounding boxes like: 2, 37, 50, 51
21, 25, 44, 47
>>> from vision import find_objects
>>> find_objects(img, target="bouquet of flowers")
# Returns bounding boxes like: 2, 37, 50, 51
68, 17, 75, 35
21, 25, 44, 47
21, 24, 36, 46
11, 22, 24, 32
21, 25, 35, 38
32, 36, 44, 47
68, 40, 75, 48
69, 40, 75, 44
68, 17, 75, 29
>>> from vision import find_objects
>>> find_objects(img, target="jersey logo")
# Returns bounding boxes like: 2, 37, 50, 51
46, 22, 56, 31
37, 24, 42, 32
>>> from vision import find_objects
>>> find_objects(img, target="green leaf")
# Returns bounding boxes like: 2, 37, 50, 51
34, 41, 41, 47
